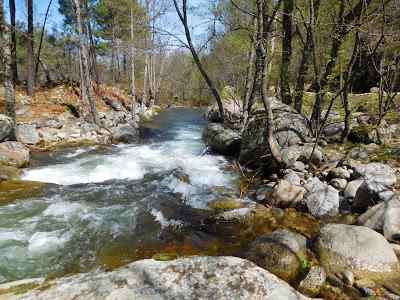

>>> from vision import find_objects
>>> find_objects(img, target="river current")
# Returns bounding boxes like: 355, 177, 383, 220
0, 108, 240, 283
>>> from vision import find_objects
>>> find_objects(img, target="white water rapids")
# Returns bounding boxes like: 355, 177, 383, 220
0, 108, 239, 283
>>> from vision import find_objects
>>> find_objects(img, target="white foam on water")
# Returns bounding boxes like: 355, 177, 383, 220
64, 146, 97, 158
150, 208, 183, 229
0, 231, 29, 243
43, 202, 87, 219
28, 231, 68, 253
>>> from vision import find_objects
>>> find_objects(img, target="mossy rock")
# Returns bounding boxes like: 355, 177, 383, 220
348, 126, 379, 144
0, 180, 49, 206
208, 198, 245, 211
152, 253, 178, 261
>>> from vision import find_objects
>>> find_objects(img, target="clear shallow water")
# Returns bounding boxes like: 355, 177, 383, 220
0, 108, 240, 284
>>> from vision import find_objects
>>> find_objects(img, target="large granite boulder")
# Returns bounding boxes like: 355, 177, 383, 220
244, 230, 307, 283
314, 224, 400, 280
353, 180, 398, 212
239, 99, 313, 168
0, 256, 309, 300
0, 142, 30, 167
302, 177, 339, 218
112, 121, 140, 144
358, 199, 400, 240
0, 114, 13, 142
202, 123, 241, 156
354, 163, 397, 186
14, 124, 40, 145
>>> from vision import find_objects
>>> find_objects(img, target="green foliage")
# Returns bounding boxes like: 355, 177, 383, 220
300, 260, 311, 273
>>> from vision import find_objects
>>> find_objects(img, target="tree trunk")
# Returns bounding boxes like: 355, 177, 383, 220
173, 0, 225, 121
9, 0, 18, 84
294, 0, 321, 113
34, 0, 52, 83
73, 0, 101, 126
0, 0, 16, 121
130, 1, 137, 120
111, 24, 116, 84
141, 51, 149, 117
84, 0, 100, 84
280, 0, 293, 105
39, 58, 52, 83
27, 0, 35, 97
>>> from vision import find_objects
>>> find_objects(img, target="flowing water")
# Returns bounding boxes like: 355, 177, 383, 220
0, 108, 241, 284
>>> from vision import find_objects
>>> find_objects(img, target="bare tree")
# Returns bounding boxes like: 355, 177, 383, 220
72, 0, 101, 126
130, 0, 137, 120
280, 0, 294, 105
0, 0, 16, 121
9, 0, 18, 84
27, 0, 35, 96
173, 0, 225, 121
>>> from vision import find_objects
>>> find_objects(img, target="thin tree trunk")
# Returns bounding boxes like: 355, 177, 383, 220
130, 1, 137, 120
294, 0, 321, 113
111, 24, 116, 84
39, 58, 52, 83
242, 17, 256, 127
0, 0, 16, 121
73, 0, 101, 126
84, 0, 100, 84
27, 0, 35, 97
141, 50, 149, 117
9, 0, 18, 84
173, 0, 225, 121
34, 0, 52, 83
280, 0, 293, 105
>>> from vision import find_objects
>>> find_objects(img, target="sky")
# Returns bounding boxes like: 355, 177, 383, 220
4, 0, 216, 48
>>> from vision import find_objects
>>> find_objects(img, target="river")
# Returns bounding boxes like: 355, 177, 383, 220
0, 108, 241, 284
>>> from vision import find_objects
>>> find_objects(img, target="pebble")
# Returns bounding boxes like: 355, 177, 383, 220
342, 270, 355, 286
328, 274, 344, 288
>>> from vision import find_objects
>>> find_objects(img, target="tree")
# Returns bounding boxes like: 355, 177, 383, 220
72, 0, 101, 126
280, 0, 293, 105
9, 0, 17, 84
173, 0, 225, 121
27, 0, 35, 96
0, 0, 16, 120
130, 0, 137, 119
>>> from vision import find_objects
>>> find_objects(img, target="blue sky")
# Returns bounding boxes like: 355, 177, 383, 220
5, 0, 63, 30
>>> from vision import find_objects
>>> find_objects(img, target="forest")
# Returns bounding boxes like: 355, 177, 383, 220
0, 0, 400, 299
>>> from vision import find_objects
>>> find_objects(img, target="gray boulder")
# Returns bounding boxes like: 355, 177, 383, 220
282, 169, 301, 185
323, 122, 345, 142
329, 167, 351, 179
354, 162, 397, 186
353, 180, 398, 212
358, 199, 400, 240
265, 179, 305, 208
0, 114, 13, 142
202, 123, 241, 156
103, 97, 124, 111
329, 178, 347, 190
348, 146, 369, 160
239, 99, 313, 168
344, 180, 365, 199
393, 146, 400, 155
314, 224, 400, 280
14, 124, 40, 145
303, 177, 339, 218
244, 230, 307, 283
0, 141, 30, 167
0, 256, 309, 300
112, 121, 139, 144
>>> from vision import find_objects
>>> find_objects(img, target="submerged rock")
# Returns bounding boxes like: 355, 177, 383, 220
314, 224, 400, 280
0, 142, 30, 167
14, 124, 40, 145
0, 256, 309, 300
202, 123, 241, 156
354, 162, 397, 186
244, 230, 307, 283
0, 114, 13, 142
